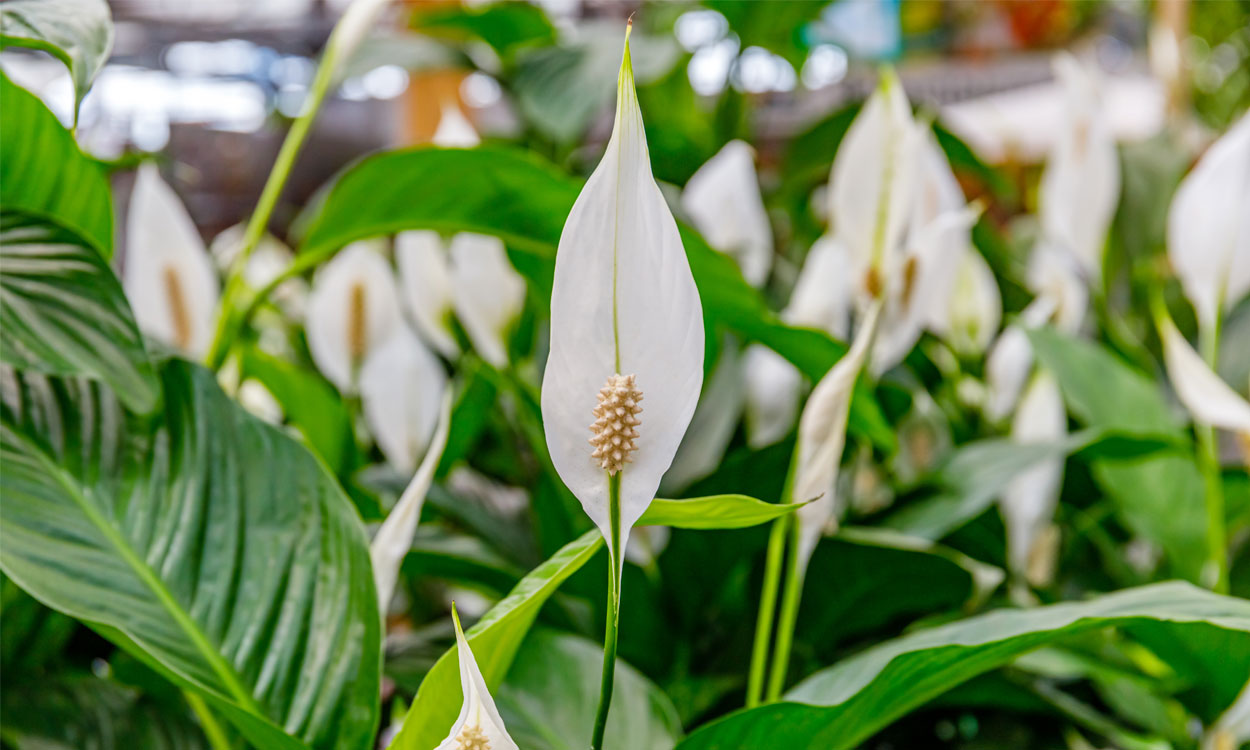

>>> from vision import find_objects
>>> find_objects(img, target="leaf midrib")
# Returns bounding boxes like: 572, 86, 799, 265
15, 424, 265, 716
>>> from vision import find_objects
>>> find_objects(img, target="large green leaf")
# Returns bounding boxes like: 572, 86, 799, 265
0, 359, 380, 750
0, 72, 113, 256
676, 582, 1250, 750
498, 629, 682, 750
411, 2, 555, 59
0, 0, 113, 111
1029, 328, 1207, 580
298, 146, 892, 448
388, 530, 603, 750
0, 211, 158, 414
639, 495, 800, 530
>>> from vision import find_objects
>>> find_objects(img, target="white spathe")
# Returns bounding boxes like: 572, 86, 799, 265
541, 35, 704, 568
983, 298, 1056, 423
371, 389, 453, 616
449, 232, 526, 368
932, 248, 1001, 357
999, 371, 1067, 584
743, 344, 804, 449
828, 70, 920, 303
1027, 239, 1089, 335
792, 302, 882, 568
433, 608, 520, 750
433, 103, 482, 148
396, 230, 460, 357
360, 329, 448, 475
124, 163, 221, 359
305, 239, 404, 393
1159, 315, 1250, 435
1167, 111, 1250, 335
1037, 53, 1120, 286
681, 140, 774, 287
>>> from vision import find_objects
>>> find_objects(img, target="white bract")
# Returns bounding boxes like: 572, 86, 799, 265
791, 302, 882, 568
1026, 239, 1088, 335
396, 230, 459, 357
681, 140, 774, 287
433, 103, 482, 148
360, 329, 448, 475
743, 344, 804, 449
931, 248, 1001, 357
372, 390, 452, 617
449, 232, 526, 369
999, 371, 1066, 585
123, 164, 220, 358
1167, 111, 1250, 336
433, 607, 520, 750
305, 239, 404, 393
541, 32, 704, 568
1037, 53, 1120, 286
984, 297, 1056, 423
1159, 315, 1250, 435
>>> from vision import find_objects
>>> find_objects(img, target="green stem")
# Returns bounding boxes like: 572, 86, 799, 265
204, 36, 338, 370
766, 517, 804, 701
185, 691, 233, 750
746, 513, 787, 708
590, 473, 622, 750
1197, 318, 1227, 593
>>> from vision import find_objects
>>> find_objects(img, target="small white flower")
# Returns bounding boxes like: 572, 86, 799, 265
396, 230, 460, 357
449, 233, 526, 369
1167, 111, 1250, 336
931, 247, 1001, 357
983, 297, 1056, 423
1158, 314, 1250, 435
1026, 239, 1088, 335
792, 302, 882, 568
999, 371, 1066, 584
541, 31, 704, 567
1037, 53, 1120, 286
432, 607, 520, 750
372, 389, 453, 617
123, 164, 220, 358
305, 239, 404, 393
433, 103, 482, 148
681, 140, 774, 287
360, 329, 448, 475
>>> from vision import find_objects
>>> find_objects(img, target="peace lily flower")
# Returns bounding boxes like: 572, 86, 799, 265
433, 606, 519, 750
540, 27, 704, 572
396, 231, 526, 367
1157, 315, 1250, 437
360, 328, 448, 475
433, 102, 482, 148
984, 297, 1057, 423
792, 302, 883, 567
1026, 239, 1088, 335
743, 344, 805, 449
305, 239, 404, 393
928, 247, 1001, 358
1167, 111, 1250, 337
999, 371, 1066, 587
1036, 53, 1120, 287
681, 140, 774, 287
372, 389, 452, 616
123, 163, 220, 358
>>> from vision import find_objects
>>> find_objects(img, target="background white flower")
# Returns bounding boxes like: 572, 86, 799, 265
360, 328, 448, 475
681, 140, 774, 287
449, 232, 526, 369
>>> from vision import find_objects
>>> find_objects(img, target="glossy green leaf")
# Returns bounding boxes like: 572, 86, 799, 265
297, 146, 892, 448
0, 0, 113, 111
1029, 327, 1207, 581
388, 529, 603, 750
0, 73, 113, 256
0, 359, 380, 750
0, 211, 158, 414
412, 2, 555, 58
639, 495, 800, 530
497, 629, 682, 750
676, 582, 1250, 749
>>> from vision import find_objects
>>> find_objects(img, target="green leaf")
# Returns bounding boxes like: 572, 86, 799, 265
0, 211, 158, 414
0, 673, 210, 750
497, 629, 682, 750
0, 359, 380, 750
676, 582, 1250, 750
0, 73, 113, 257
237, 346, 355, 474
0, 0, 113, 112
411, 2, 556, 58
1029, 328, 1206, 581
639, 495, 800, 530
298, 146, 892, 449
388, 529, 604, 750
